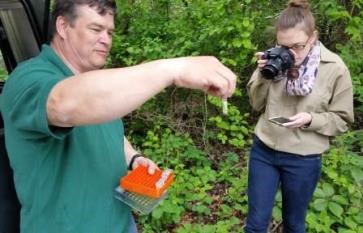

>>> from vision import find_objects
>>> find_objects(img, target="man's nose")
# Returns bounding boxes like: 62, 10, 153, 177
99, 31, 112, 45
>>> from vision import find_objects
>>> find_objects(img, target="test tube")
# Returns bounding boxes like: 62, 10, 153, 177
222, 99, 228, 115
155, 169, 172, 189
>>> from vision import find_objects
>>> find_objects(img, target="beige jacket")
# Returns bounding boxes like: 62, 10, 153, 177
247, 43, 354, 155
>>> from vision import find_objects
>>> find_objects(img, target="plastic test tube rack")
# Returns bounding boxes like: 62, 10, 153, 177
114, 165, 174, 214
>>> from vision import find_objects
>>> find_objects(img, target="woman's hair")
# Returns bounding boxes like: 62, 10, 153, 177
50, 0, 117, 40
276, 0, 316, 36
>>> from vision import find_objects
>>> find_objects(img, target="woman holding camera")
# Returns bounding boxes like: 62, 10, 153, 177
246, 0, 354, 232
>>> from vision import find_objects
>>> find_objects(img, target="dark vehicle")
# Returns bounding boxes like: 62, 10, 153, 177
0, 1, 51, 232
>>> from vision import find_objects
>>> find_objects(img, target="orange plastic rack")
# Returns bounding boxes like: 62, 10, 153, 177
120, 165, 174, 199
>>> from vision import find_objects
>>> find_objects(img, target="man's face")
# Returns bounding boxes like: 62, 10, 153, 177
63, 5, 115, 72
276, 26, 316, 66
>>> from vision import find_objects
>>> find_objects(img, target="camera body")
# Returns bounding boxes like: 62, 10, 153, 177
260, 46, 295, 80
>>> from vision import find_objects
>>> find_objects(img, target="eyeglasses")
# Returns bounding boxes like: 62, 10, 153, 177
277, 37, 311, 51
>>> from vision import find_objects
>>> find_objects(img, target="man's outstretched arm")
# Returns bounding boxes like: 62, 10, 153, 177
47, 56, 236, 127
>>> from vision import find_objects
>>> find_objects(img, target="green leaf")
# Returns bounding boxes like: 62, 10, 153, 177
192, 205, 211, 215
322, 183, 335, 197
313, 198, 328, 211
242, 39, 253, 49
232, 39, 243, 48
152, 208, 163, 219
314, 187, 326, 198
354, 212, 363, 224
272, 206, 282, 221
351, 168, 363, 184
332, 195, 349, 205
328, 202, 344, 218
344, 217, 357, 229
337, 229, 357, 233
242, 19, 250, 27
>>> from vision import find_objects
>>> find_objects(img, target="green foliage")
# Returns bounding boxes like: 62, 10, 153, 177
115, 0, 259, 153
113, 0, 257, 67
336, 42, 363, 112
175, 217, 243, 233
0, 67, 7, 81
207, 96, 252, 148
314, 0, 363, 112
113, 0, 363, 232
307, 131, 363, 233
131, 127, 363, 232
131, 126, 248, 232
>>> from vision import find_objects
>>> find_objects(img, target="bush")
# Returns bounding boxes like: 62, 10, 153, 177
112, 0, 363, 232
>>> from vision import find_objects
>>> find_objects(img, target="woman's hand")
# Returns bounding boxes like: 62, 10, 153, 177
255, 52, 268, 70
283, 112, 312, 128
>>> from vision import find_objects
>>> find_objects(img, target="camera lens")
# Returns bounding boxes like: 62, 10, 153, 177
261, 65, 279, 79
261, 58, 283, 79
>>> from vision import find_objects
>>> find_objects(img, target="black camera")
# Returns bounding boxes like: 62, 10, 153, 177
260, 46, 295, 80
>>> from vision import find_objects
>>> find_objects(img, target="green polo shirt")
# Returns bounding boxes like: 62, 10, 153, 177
1, 45, 131, 233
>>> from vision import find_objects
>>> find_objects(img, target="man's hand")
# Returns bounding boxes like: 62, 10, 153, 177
283, 112, 312, 128
132, 156, 159, 175
165, 56, 236, 99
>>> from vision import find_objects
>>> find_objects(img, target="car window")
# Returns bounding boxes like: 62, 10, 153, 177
0, 1, 39, 66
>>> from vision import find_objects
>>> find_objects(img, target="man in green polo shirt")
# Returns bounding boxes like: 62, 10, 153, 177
0, 0, 236, 233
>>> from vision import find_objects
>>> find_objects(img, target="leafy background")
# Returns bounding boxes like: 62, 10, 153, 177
108, 0, 363, 232
0, 0, 360, 232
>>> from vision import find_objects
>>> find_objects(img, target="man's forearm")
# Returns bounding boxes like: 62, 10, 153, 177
47, 60, 174, 127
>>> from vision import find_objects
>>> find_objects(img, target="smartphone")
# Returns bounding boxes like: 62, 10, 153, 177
268, 117, 292, 126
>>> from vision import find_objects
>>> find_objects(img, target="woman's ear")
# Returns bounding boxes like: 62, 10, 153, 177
312, 30, 319, 43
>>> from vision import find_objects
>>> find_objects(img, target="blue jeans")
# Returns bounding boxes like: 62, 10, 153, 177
245, 137, 321, 233
127, 215, 138, 233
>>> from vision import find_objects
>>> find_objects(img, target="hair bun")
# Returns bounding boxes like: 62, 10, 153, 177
288, 0, 310, 9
